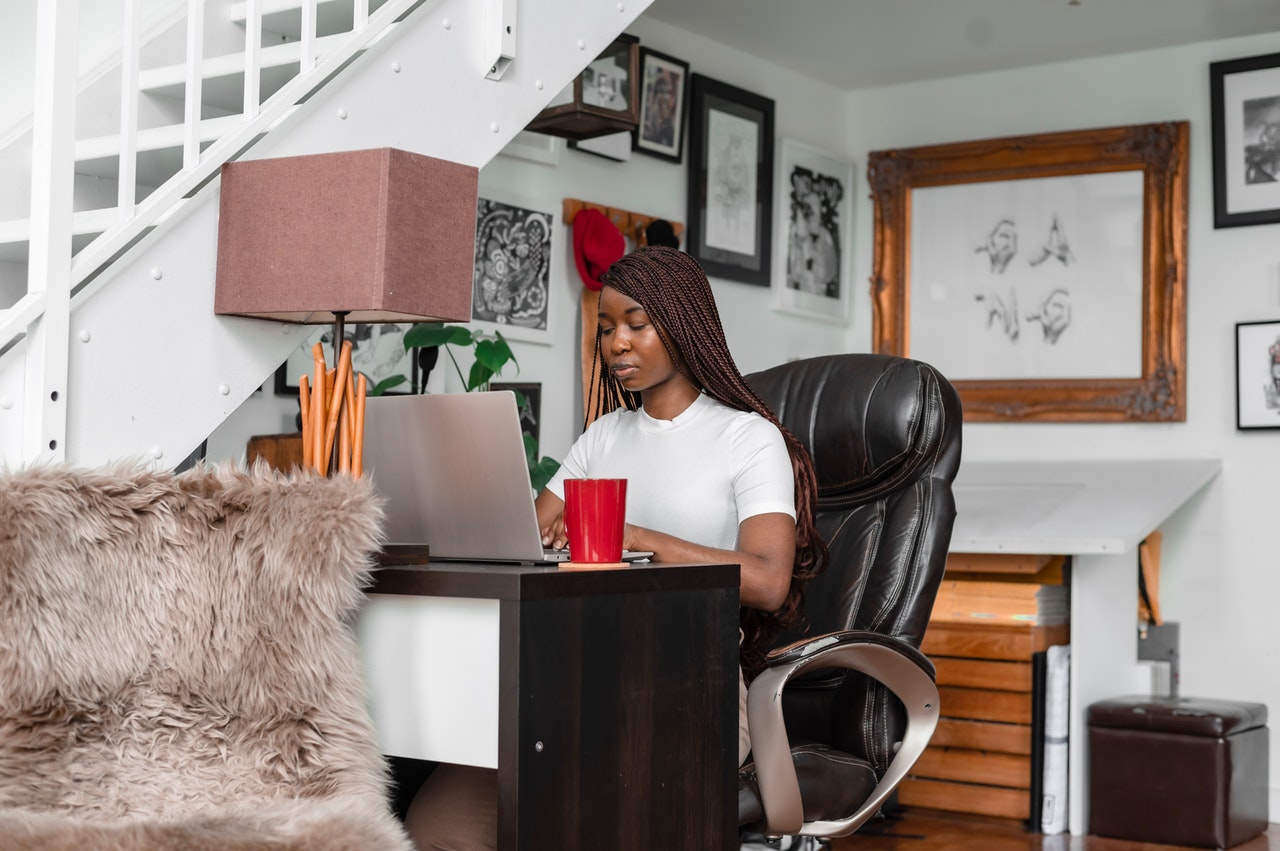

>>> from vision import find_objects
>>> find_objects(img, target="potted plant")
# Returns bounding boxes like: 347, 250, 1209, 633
374, 324, 560, 491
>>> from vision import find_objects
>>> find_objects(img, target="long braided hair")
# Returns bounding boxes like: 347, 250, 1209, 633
588, 246, 828, 678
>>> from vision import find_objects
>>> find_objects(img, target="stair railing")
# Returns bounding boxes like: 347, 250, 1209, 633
3, 0, 427, 464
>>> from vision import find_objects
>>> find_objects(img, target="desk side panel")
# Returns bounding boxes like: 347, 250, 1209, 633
500, 586, 739, 851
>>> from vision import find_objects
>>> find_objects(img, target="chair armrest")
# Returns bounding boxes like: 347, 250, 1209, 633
746, 630, 940, 837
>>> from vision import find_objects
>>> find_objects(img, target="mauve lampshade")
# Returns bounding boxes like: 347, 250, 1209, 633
214, 148, 478, 324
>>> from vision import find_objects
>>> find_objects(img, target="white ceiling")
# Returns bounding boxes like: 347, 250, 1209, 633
642, 0, 1280, 91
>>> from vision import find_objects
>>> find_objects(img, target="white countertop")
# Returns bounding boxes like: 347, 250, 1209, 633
949, 459, 1221, 555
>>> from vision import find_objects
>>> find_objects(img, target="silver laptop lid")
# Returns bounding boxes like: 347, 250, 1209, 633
362, 391, 548, 561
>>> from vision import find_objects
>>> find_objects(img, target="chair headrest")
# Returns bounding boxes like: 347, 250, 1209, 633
747, 354, 962, 509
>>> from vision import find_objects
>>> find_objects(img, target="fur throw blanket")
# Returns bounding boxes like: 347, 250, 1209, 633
0, 463, 412, 850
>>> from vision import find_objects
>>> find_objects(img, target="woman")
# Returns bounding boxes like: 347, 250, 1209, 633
406, 246, 826, 849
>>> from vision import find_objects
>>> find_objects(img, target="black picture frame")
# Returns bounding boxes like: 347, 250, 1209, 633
1235, 319, 1280, 430
633, 47, 690, 164
1211, 51, 1280, 228
491, 382, 542, 444
274, 323, 417, 396
686, 73, 775, 286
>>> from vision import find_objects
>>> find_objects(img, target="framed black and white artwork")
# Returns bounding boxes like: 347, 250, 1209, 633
686, 73, 775, 286
771, 139, 853, 323
1211, 51, 1280, 228
491, 381, 542, 444
869, 122, 1188, 422
471, 192, 559, 345
1236, 320, 1280, 430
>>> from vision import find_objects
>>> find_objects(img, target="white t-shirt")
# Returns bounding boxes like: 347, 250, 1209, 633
546, 393, 795, 550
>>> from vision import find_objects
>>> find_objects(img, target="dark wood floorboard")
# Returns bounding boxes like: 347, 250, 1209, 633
829, 809, 1277, 851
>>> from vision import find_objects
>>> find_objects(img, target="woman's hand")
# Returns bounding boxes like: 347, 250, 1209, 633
534, 489, 567, 548
541, 513, 567, 549
622, 522, 644, 553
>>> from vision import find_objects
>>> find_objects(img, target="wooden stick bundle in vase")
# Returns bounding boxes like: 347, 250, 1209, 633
299, 340, 367, 476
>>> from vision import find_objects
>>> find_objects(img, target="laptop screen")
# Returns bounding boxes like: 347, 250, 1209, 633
362, 391, 550, 561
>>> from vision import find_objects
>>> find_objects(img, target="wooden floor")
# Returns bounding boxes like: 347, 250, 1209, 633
829, 809, 1277, 851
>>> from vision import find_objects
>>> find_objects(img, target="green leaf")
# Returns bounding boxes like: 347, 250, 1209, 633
473, 336, 516, 374
403, 324, 473, 350
467, 359, 496, 392
370, 374, 408, 396
530, 457, 561, 493
522, 432, 537, 463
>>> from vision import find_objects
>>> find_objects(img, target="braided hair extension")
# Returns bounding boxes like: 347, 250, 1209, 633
591, 246, 828, 678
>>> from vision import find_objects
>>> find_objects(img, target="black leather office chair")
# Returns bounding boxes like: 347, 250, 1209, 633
738, 353, 962, 840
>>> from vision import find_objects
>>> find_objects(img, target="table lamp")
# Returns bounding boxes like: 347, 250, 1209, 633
215, 147, 478, 475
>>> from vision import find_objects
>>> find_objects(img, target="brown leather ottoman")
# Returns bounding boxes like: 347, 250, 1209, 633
1088, 696, 1268, 849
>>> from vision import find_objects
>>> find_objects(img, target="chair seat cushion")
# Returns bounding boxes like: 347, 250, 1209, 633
738, 745, 878, 828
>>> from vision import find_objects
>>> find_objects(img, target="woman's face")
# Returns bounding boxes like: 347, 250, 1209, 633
597, 285, 686, 395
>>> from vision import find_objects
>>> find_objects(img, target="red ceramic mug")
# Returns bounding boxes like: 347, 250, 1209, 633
563, 478, 627, 563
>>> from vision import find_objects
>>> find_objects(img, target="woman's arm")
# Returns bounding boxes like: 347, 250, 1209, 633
624, 513, 795, 611
540, 499, 795, 612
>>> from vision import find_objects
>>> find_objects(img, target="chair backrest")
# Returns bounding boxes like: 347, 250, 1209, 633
747, 353, 962, 773
0, 464, 396, 827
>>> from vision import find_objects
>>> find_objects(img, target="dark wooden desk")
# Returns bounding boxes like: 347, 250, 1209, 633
359, 560, 740, 850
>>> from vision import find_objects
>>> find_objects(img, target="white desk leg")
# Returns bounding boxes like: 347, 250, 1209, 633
1068, 552, 1139, 835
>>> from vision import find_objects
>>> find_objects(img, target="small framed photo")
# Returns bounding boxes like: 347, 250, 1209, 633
686, 73, 775, 286
771, 139, 853, 323
1211, 51, 1280, 228
1235, 320, 1280, 430
471, 191, 560, 345
275, 323, 417, 396
633, 48, 690, 164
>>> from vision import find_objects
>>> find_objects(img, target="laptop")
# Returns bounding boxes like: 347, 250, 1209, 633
362, 391, 649, 565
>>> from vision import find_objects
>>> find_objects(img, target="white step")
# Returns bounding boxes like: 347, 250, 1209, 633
230, 0, 370, 20
138, 33, 350, 93
0, 209, 127, 263
74, 114, 246, 162
229, 0, 391, 41
0, 208, 119, 246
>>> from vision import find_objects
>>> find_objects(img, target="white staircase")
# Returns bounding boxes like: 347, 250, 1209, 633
0, 0, 649, 468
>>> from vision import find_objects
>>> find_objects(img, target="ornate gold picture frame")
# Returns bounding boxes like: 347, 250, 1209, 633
868, 122, 1188, 422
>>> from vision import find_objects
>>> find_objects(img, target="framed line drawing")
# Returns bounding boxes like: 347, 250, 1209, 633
1211, 51, 1280, 228
687, 73, 775, 286
772, 138, 853, 323
275, 323, 417, 396
868, 121, 1189, 422
1235, 320, 1280, 430
634, 47, 690, 164
470, 191, 559, 345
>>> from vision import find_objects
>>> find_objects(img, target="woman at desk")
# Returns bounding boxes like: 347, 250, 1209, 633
406, 246, 827, 849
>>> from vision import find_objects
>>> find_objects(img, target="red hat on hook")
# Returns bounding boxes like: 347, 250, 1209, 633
572, 207, 625, 291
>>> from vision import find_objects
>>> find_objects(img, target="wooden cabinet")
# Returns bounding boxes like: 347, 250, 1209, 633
899, 556, 1069, 821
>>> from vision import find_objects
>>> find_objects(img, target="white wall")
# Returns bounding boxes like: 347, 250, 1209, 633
210, 14, 855, 466
205, 16, 1280, 802
844, 32, 1280, 804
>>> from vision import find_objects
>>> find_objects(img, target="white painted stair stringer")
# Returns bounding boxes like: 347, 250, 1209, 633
2, 0, 651, 468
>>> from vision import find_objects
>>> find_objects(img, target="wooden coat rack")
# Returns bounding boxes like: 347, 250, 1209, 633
562, 199, 685, 427
561, 198, 683, 247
